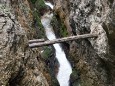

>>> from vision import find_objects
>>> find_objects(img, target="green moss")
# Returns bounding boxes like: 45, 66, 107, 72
31, 10, 45, 38
33, 11, 43, 28
42, 46, 52, 60
71, 69, 79, 77
33, 0, 46, 27
71, 69, 81, 86
35, 0, 46, 11
30, 0, 47, 38
60, 23, 68, 37
51, 77, 59, 86
30, 0, 37, 4
51, 15, 68, 37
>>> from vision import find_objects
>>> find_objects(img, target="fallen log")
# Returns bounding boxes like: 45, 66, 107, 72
29, 38, 45, 44
29, 34, 98, 48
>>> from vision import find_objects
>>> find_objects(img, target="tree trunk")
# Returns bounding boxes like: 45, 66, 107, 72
29, 34, 98, 48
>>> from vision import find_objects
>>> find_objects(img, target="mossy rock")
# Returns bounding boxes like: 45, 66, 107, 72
30, 0, 37, 4
60, 22, 68, 37
33, 11, 45, 36
70, 69, 80, 86
31, 0, 47, 38
35, 0, 46, 11
51, 15, 68, 37
41, 46, 53, 60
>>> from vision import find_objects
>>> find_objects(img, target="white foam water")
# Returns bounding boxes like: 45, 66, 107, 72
44, 2, 54, 9
41, 2, 72, 86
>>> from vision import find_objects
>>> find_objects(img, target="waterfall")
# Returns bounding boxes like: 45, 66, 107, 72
41, 2, 72, 86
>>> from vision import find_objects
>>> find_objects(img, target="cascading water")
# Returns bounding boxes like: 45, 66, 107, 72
41, 2, 72, 86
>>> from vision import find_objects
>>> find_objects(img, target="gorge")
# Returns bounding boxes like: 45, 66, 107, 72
1, 0, 115, 86
41, 1, 72, 86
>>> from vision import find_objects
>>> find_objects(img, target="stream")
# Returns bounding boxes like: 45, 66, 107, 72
41, 2, 72, 86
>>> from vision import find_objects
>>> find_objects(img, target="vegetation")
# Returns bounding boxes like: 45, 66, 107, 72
35, 0, 46, 11
41, 46, 53, 60
30, 0, 47, 38
60, 22, 68, 37
51, 15, 68, 37
33, 11, 44, 33
30, 0, 37, 4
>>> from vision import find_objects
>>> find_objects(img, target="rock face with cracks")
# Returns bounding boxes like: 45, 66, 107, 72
51, 0, 115, 85
0, 0, 49, 86
1, 0, 115, 86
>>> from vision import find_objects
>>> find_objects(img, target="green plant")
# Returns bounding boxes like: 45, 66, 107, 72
42, 46, 52, 59
30, 0, 37, 4
35, 0, 46, 11
60, 23, 68, 37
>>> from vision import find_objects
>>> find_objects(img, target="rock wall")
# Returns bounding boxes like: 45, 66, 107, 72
1, 0, 115, 86
0, 0, 50, 86
68, 0, 115, 86
51, 0, 115, 85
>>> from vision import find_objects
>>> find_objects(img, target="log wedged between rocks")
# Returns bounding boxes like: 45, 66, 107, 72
29, 34, 98, 48
29, 38, 45, 44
